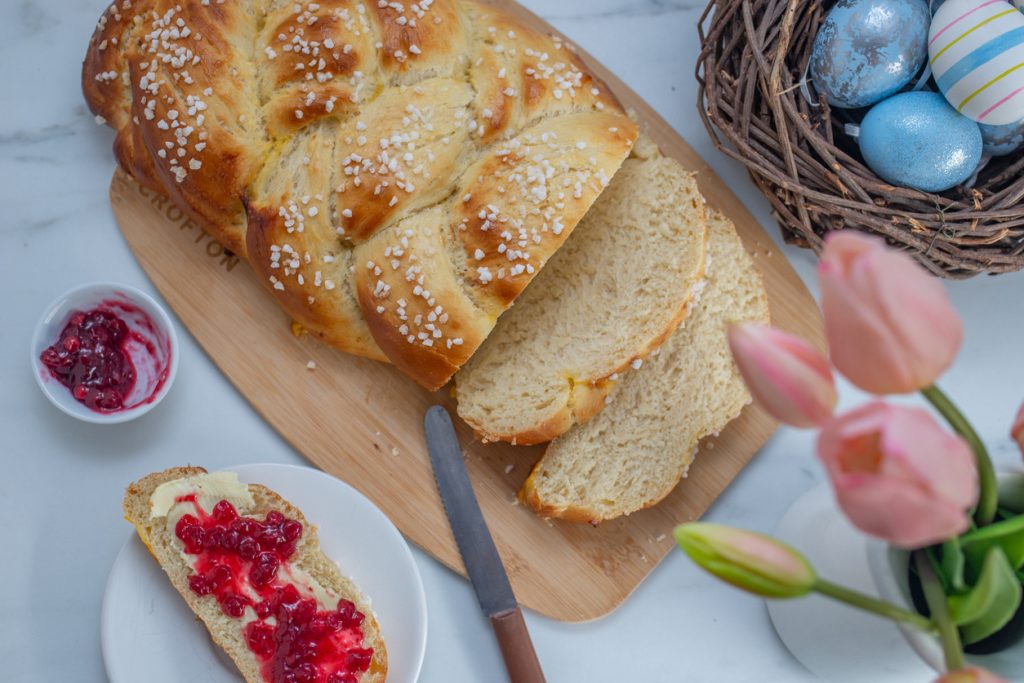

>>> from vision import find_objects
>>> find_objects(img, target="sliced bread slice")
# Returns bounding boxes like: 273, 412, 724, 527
124, 467, 387, 683
520, 211, 770, 522
454, 137, 708, 445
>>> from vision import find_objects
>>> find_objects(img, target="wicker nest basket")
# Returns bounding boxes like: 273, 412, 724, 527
697, 0, 1024, 278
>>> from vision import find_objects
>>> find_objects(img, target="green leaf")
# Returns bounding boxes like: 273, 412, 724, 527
938, 540, 967, 594
947, 547, 1022, 645
960, 515, 1024, 575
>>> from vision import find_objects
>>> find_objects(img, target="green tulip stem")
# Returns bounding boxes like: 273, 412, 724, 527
813, 579, 937, 634
922, 384, 998, 527
915, 551, 965, 672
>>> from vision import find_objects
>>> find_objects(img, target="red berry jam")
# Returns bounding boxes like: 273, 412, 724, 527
39, 300, 170, 414
40, 309, 137, 412
174, 496, 374, 683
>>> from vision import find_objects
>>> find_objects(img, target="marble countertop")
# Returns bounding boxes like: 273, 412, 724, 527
4, 1, 1024, 681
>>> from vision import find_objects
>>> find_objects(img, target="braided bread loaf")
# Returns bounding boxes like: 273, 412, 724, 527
83, 0, 637, 389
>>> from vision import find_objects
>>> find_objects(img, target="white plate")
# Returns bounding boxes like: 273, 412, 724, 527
766, 484, 932, 682
101, 463, 427, 683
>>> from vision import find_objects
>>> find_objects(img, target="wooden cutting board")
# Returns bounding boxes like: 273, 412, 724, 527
108, 1, 822, 622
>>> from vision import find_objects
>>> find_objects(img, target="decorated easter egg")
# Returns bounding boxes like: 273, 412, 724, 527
944, 1, 1024, 11
932, 1, 1021, 19
859, 91, 982, 191
980, 118, 1024, 154
930, 0, 1024, 125
810, 0, 930, 109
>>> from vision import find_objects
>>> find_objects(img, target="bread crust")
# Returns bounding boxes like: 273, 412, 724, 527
83, 0, 637, 390
518, 478, 606, 524
123, 466, 387, 683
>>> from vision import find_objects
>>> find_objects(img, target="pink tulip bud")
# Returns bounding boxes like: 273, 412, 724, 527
675, 523, 816, 598
818, 232, 963, 395
935, 666, 1009, 683
816, 401, 978, 549
727, 324, 837, 428
1013, 401, 1024, 459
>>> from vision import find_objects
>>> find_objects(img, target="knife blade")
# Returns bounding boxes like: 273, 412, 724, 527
424, 405, 546, 683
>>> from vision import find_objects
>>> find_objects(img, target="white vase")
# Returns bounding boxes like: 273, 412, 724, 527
865, 472, 1024, 682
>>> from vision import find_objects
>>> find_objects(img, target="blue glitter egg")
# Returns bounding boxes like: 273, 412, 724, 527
810, 0, 930, 109
979, 118, 1024, 156
859, 91, 982, 192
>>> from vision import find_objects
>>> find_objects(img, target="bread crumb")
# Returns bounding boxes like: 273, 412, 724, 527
306, 360, 316, 370
390, 447, 400, 456
504, 464, 514, 474
655, 533, 666, 542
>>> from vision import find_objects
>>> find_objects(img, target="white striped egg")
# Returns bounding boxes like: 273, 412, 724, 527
929, 0, 1024, 125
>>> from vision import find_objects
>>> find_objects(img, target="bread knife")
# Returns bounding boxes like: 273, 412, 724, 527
423, 405, 546, 683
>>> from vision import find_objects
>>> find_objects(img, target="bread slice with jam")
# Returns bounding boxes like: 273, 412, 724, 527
123, 466, 386, 683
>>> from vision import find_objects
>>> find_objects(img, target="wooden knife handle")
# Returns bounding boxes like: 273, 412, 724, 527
490, 607, 546, 683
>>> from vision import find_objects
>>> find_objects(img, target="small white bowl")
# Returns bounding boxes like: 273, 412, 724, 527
31, 283, 179, 424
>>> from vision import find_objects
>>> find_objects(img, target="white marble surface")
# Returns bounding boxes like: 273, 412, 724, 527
3, 1, 1024, 681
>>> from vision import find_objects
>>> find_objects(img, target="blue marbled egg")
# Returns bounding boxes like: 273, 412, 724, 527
980, 118, 1024, 155
859, 91, 982, 191
810, 0, 931, 108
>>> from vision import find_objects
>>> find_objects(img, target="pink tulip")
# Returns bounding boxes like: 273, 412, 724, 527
727, 324, 837, 428
675, 523, 816, 598
816, 401, 978, 549
818, 232, 963, 395
1013, 401, 1024, 458
934, 666, 1009, 683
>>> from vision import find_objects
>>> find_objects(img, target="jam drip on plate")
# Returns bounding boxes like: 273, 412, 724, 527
174, 496, 373, 683
40, 309, 138, 412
